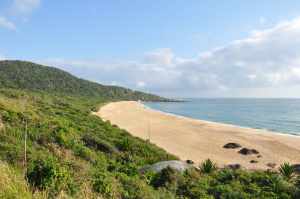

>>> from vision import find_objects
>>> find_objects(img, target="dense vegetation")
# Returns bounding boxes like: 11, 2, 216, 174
0, 61, 300, 198
0, 60, 172, 102
0, 88, 177, 198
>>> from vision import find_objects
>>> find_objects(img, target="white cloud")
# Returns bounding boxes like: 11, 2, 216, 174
11, 0, 40, 15
144, 48, 174, 65
248, 74, 257, 80
0, 0, 40, 30
37, 17, 300, 97
0, 54, 6, 60
0, 17, 16, 30
136, 81, 146, 88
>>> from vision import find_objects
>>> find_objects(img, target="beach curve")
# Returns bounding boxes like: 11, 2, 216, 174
94, 101, 300, 170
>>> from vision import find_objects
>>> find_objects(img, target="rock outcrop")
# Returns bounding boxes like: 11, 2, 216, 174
223, 143, 242, 149
140, 160, 193, 173
238, 148, 259, 155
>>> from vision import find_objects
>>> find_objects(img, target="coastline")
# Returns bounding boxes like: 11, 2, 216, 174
141, 102, 300, 138
95, 101, 300, 170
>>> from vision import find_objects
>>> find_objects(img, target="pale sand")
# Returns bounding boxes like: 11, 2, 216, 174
94, 101, 300, 169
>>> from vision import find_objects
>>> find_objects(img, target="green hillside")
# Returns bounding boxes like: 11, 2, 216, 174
0, 88, 178, 198
0, 61, 299, 198
0, 60, 171, 102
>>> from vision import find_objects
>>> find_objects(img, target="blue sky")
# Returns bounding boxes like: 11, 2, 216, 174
2, 0, 300, 97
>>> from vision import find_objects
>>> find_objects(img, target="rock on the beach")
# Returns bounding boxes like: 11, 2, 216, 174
186, 160, 194, 164
250, 160, 258, 164
140, 160, 193, 173
223, 143, 242, 149
226, 164, 241, 170
238, 148, 259, 155
266, 163, 277, 168
292, 164, 300, 173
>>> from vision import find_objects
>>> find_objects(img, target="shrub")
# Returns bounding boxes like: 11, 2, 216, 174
92, 170, 121, 198
176, 174, 213, 199
279, 163, 295, 181
200, 159, 217, 174
117, 137, 131, 151
26, 157, 76, 197
209, 183, 250, 199
82, 134, 119, 154
117, 173, 160, 199
215, 168, 236, 183
151, 166, 182, 190
73, 144, 96, 162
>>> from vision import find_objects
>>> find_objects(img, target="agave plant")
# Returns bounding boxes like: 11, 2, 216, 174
279, 162, 295, 181
200, 159, 217, 174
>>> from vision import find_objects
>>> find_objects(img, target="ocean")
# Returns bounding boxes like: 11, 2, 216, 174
144, 98, 300, 136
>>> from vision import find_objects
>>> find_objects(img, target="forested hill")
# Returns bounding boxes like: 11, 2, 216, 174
0, 60, 171, 101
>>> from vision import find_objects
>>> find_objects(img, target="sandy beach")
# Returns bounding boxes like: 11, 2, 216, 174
95, 101, 300, 169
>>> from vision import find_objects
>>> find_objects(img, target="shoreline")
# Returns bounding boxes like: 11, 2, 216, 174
95, 101, 300, 170
141, 102, 300, 138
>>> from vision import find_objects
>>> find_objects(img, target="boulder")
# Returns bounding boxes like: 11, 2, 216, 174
266, 163, 276, 168
238, 148, 259, 155
292, 164, 300, 173
140, 160, 193, 173
226, 164, 241, 170
250, 160, 258, 164
223, 143, 242, 149
186, 160, 194, 164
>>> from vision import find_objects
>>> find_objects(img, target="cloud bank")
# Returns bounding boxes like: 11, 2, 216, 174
11, 0, 41, 15
40, 17, 300, 98
0, 0, 40, 31
0, 17, 16, 30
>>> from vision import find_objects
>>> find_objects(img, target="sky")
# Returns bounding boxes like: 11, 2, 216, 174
2, 1, 300, 98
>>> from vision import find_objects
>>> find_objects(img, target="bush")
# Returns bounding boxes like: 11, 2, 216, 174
118, 173, 160, 199
279, 163, 295, 181
92, 170, 121, 198
151, 166, 182, 190
73, 144, 96, 162
82, 134, 119, 154
26, 157, 76, 197
200, 159, 217, 174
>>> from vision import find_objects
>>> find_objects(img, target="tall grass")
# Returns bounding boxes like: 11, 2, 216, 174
0, 161, 46, 199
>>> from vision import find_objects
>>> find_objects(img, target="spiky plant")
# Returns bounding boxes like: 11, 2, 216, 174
279, 162, 295, 181
200, 159, 217, 174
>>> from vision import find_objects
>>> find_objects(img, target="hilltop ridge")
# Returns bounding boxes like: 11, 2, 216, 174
0, 60, 172, 102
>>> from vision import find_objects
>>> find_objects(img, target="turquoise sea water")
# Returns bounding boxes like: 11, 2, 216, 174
144, 99, 300, 136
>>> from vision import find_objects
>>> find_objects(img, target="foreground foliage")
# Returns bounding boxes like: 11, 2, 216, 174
200, 159, 217, 174
279, 162, 296, 181
0, 161, 46, 199
0, 88, 176, 198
